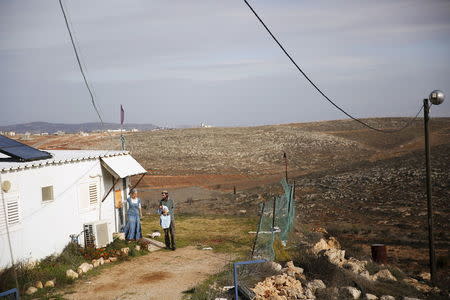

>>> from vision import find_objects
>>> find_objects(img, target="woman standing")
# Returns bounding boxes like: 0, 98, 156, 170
123, 189, 142, 240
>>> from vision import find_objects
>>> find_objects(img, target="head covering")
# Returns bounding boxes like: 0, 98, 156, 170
162, 190, 168, 194
130, 188, 138, 194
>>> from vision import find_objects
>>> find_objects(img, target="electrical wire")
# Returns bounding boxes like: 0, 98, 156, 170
243, 0, 423, 133
59, 0, 104, 126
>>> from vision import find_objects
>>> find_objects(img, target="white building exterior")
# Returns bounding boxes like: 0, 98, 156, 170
0, 150, 146, 269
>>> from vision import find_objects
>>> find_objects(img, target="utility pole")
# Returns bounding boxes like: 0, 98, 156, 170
283, 152, 288, 182
423, 90, 445, 286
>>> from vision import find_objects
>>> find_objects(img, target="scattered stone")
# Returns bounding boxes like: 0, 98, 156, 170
135, 245, 141, 251
359, 270, 373, 281
253, 274, 303, 299
44, 280, 55, 288
98, 257, 104, 265
77, 262, 94, 274
320, 249, 346, 266
66, 269, 79, 279
312, 238, 330, 254
150, 232, 161, 238
109, 257, 118, 262
92, 259, 100, 268
26, 286, 38, 295
380, 296, 395, 300
121, 247, 130, 255
113, 232, 125, 240
343, 258, 367, 273
34, 281, 43, 289
269, 261, 282, 272
304, 287, 316, 299
373, 269, 397, 282
306, 279, 326, 293
239, 209, 247, 214
202, 247, 213, 250
418, 272, 430, 281
339, 286, 361, 299
364, 293, 378, 300
403, 297, 423, 300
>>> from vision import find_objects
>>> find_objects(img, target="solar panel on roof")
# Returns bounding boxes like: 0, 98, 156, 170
0, 135, 52, 162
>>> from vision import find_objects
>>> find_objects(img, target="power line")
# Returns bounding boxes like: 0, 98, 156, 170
243, 0, 423, 133
59, 0, 104, 125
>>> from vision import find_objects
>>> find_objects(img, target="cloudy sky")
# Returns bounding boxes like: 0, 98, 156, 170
1, 0, 449, 127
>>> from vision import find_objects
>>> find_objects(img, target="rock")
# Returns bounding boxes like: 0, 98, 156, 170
150, 232, 161, 238
321, 249, 346, 266
92, 259, 100, 268
402, 298, 423, 300
359, 270, 373, 281
66, 269, 79, 279
98, 257, 104, 265
269, 261, 282, 272
135, 245, 141, 251
113, 232, 125, 240
380, 296, 395, 300
44, 280, 55, 288
344, 258, 367, 273
253, 274, 303, 299
373, 269, 397, 282
26, 286, 38, 295
35, 281, 43, 289
306, 279, 326, 293
77, 262, 94, 274
121, 247, 130, 255
312, 238, 330, 254
339, 286, 361, 299
364, 294, 378, 300
304, 287, 316, 299
327, 237, 341, 249
418, 272, 430, 281
103, 258, 111, 264
109, 257, 118, 262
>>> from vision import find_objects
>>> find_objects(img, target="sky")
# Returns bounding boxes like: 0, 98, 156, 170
1, 0, 450, 128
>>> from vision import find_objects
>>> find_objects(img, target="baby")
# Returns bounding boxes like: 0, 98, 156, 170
159, 205, 171, 229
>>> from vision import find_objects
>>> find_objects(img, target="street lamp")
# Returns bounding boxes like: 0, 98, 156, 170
423, 90, 445, 286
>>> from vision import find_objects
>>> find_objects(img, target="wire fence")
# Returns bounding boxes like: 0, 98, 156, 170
251, 178, 295, 261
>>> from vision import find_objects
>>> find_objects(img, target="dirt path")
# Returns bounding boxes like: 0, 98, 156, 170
62, 247, 232, 300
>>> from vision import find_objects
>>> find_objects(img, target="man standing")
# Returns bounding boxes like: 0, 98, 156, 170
159, 190, 176, 250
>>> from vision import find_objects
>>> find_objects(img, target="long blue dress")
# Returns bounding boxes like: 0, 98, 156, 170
124, 197, 142, 240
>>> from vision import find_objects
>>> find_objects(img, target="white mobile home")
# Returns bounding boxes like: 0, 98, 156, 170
0, 148, 146, 269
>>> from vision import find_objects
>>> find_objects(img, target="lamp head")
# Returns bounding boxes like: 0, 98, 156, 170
429, 90, 445, 105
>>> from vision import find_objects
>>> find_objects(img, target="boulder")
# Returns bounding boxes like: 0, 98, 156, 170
418, 272, 430, 281
121, 247, 130, 255
113, 232, 125, 240
269, 261, 283, 272
339, 286, 361, 299
313, 239, 330, 254
373, 269, 397, 282
44, 280, 55, 288
321, 249, 346, 266
109, 257, 118, 262
98, 257, 104, 265
306, 279, 326, 293
359, 270, 373, 281
92, 259, 100, 268
66, 269, 79, 279
402, 297, 423, 300
380, 296, 395, 300
364, 294, 378, 300
35, 281, 43, 289
135, 245, 141, 251
343, 258, 367, 274
402, 278, 432, 293
26, 286, 38, 295
327, 237, 341, 249
77, 262, 94, 274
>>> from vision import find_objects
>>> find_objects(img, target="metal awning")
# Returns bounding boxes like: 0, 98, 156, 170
101, 154, 147, 178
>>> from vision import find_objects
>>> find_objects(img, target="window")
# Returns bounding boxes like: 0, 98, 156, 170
0, 192, 20, 232
78, 180, 99, 211
41, 186, 54, 202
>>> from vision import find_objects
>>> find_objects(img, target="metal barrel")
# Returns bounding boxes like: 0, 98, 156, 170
371, 244, 387, 264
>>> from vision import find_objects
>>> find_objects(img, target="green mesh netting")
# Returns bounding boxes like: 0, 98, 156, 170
251, 179, 295, 260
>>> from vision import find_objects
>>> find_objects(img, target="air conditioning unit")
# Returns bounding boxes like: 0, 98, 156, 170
83, 220, 110, 248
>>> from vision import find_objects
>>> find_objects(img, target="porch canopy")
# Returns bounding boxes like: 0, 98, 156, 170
101, 154, 146, 179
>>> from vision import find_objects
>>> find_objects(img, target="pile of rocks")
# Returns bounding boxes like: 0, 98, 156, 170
25, 280, 55, 295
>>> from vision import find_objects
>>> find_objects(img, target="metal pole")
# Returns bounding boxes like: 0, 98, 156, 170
251, 202, 266, 258
272, 196, 277, 231
0, 174, 20, 291
283, 152, 288, 182
423, 99, 436, 285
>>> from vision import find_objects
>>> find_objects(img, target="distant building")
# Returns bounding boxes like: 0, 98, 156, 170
200, 122, 213, 128
131, 128, 139, 132
7, 132, 15, 137
79, 131, 90, 137
55, 131, 65, 136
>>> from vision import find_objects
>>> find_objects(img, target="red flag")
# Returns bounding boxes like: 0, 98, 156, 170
120, 105, 125, 125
